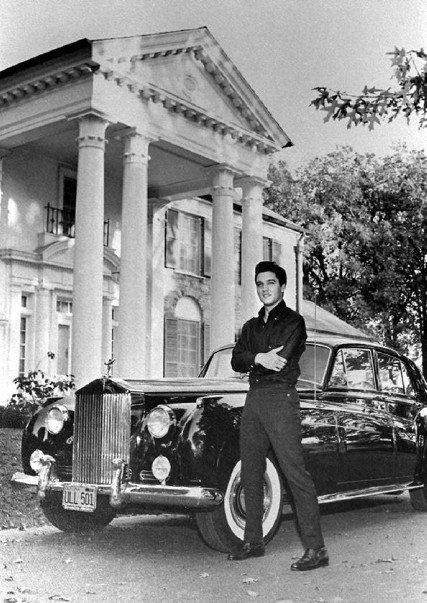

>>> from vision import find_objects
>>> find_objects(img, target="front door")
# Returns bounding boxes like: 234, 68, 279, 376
57, 324, 70, 375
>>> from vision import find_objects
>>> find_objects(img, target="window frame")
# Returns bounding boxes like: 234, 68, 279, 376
56, 295, 73, 375
165, 209, 210, 277
326, 346, 377, 392
375, 350, 417, 399
58, 166, 77, 238
164, 316, 204, 378
19, 293, 33, 376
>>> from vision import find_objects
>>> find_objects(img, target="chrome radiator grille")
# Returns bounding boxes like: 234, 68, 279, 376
72, 392, 131, 484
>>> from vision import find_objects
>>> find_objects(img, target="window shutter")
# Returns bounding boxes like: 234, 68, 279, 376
203, 218, 212, 277
165, 209, 179, 268
272, 240, 282, 263
164, 317, 178, 377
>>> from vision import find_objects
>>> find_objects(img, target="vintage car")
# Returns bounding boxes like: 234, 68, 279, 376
12, 332, 427, 552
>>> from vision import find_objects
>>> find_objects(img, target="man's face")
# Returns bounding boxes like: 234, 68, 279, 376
255, 271, 285, 308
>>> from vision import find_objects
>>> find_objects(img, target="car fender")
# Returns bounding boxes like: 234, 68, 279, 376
176, 393, 244, 487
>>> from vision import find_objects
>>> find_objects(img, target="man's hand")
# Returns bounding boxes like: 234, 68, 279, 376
255, 346, 287, 372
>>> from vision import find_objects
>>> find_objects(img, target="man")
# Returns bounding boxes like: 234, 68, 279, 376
228, 261, 328, 571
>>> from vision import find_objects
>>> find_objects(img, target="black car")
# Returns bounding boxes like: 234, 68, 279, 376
12, 333, 427, 552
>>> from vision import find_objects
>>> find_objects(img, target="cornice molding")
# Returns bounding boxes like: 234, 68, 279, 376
0, 61, 99, 109
98, 61, 280, 155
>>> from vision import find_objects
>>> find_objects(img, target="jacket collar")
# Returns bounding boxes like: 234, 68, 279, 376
258, 299, 287, 323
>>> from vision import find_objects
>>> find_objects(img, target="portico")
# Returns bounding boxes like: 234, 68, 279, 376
0, 28, 293, 390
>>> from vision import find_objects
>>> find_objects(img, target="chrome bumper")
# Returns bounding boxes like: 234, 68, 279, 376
11, 458, 224, 511
11, 471, 38, 491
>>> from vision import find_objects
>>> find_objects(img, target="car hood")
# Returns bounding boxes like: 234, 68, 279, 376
125, 377, 249, 395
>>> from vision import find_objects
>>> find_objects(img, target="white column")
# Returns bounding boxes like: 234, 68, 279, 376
0, 151, 9, 400
0, 150, 10, 247
34, 287, 51, 372
102, 297, 113, 369
71, 115, 108, 387
147, 201, 167, 378
239, 177, 267, 323
210, 165, 237, 351
115, 131, 150, 378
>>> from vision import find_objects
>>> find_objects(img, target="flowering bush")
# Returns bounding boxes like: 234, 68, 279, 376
0, 370, 75, 428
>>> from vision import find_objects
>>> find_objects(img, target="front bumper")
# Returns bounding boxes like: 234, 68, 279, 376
11, 458, 224, 511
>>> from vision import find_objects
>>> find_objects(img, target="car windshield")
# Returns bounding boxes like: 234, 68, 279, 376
201, 343, 330, 389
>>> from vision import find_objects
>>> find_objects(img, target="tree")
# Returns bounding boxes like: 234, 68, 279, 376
265, 147, 427, 377
311, 48, 427, 129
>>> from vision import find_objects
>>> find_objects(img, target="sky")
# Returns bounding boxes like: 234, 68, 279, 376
0, 0, 426, 171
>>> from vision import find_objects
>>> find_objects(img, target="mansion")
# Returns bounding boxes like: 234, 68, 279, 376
0, 28, 303, 403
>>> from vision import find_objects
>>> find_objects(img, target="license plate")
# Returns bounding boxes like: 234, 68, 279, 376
62, 485, 97, 513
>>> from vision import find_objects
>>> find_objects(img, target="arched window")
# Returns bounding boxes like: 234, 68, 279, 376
164, 297, 208, 378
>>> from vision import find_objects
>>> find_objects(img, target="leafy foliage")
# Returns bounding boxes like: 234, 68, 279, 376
311, 48, 427, 129
0, 370, 75, 427
265, 146, 427, 375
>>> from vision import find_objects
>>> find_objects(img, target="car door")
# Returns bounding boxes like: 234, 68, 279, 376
298, 344, 339, 496
323, 346, 395, 490
376, 351, 420, 483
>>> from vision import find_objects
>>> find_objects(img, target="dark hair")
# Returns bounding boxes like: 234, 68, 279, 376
255, 261, 287, 286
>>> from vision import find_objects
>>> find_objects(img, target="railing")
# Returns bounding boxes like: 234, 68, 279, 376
45, 204, 110, 247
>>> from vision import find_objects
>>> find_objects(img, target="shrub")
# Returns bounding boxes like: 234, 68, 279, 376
0, 370, 75, 428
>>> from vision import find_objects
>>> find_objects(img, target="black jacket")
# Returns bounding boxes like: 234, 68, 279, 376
231, 300, 306, 388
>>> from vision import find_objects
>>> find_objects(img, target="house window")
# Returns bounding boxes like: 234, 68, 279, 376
164, 318, 200, 377
19, 317, 27, 376
56, 299, 73, 314
165, 209, 211, 276
57, 324, 71, 375
111, 306, 119, 364
164, 296, 209, 377
59, 167, 77, 237
19, 294, 32, 375
56, 297, 72, 375
263, 237, 282, 263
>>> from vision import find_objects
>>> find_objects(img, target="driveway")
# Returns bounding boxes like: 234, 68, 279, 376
1, 493, 426, 602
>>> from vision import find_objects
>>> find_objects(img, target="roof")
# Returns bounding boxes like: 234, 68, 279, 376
0, 28, 292, 152
302, 299, 375, 341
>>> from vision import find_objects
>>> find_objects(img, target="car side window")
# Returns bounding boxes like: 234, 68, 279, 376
377, 352, 415, 398
328, 348, 375, 391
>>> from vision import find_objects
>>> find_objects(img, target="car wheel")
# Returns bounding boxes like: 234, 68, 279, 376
409, 484, 427, 511
195, 457, 283, 552
40, 493, 116, 533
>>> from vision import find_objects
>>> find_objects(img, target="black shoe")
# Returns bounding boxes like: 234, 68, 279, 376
290, 547, 329, 571
227, 541, 265, 561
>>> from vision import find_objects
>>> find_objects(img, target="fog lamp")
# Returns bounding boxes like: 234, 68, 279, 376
419, 407, 427, 427
30, 449, 45, 474
147, 405, 174, 438
152, 455, 171, 483
46, 405, 68, 435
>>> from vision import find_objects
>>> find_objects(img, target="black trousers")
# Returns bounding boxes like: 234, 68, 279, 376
240, 384, 324, 549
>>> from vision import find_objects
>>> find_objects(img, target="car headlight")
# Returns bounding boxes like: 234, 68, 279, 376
146, 405, 175, 438
30, 449, 45, 474
152, 455, 171, 483
418, 407, 427, 428
46, 404, 68, 435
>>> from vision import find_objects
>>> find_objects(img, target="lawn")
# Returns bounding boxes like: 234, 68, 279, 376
0, 428, 46, 530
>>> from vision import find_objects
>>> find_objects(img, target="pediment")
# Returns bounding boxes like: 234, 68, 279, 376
92, 28, 291, 148
133, 53, 251, 132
